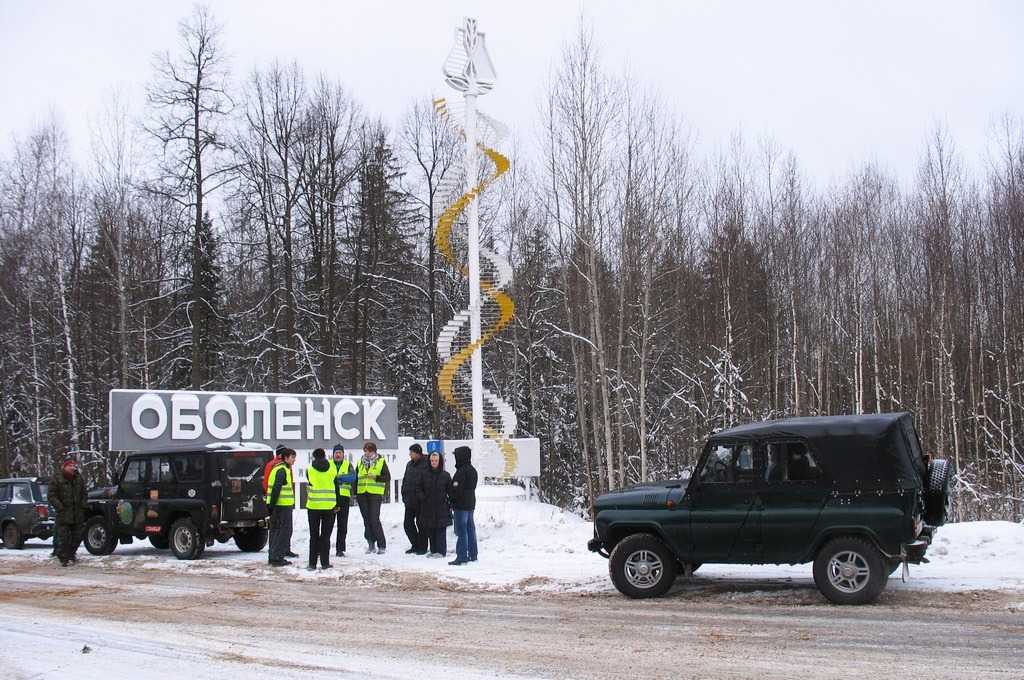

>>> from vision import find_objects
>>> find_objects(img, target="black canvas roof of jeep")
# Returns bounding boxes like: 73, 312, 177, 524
711, 412, 926, 489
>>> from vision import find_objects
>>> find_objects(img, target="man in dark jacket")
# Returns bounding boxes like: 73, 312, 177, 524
449, 445, 479, 565
416, 451, 452, 557
49, 457, 87, 566
401, 443, 429, 554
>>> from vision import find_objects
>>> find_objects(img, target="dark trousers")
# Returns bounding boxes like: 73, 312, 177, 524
454, 509, 478, 561
307, 509, 336, 568
356, 493, 385, 549
56, 523, 82, 562
334, 500, 350, 554
403, 505, 426, 551
268, 506, 293, 562
427, 527, 447, 556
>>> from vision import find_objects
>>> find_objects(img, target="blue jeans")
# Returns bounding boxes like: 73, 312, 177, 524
454, 509, 477, 561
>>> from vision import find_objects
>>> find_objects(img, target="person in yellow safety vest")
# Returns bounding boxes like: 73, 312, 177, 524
266, 447, 297, 567
331, 444, 357, 557
356, 441, 391, 554
305, 448, 338, 570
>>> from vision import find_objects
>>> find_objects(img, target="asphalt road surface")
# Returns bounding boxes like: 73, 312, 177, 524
0, 558, 1021, 679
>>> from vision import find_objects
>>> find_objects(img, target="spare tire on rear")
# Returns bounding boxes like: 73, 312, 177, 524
924, 458, 952, 526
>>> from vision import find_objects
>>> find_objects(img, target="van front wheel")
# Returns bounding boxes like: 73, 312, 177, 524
608, 533, 677, 599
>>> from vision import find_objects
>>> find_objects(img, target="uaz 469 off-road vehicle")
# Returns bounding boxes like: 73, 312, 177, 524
588, 413, 951, 604
84, 443, 274, 560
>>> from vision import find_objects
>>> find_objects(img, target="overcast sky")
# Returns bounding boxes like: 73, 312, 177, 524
1, 0, 1022, 185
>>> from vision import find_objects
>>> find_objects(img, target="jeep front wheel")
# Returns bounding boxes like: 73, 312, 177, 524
83, 516, 116, 556
608, 533, 677, 599
233, 527, 268, 552
813, 537, 887, 605
170, 518, 203, 560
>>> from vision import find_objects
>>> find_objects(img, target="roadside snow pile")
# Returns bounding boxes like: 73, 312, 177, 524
898, 521, 1024, 591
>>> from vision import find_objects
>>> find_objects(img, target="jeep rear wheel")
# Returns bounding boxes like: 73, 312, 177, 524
233, 527, 268, 552
609, 533, 677, 599
83, 516, 116, 556
813, 537, 887, 605
170, 518, 203, 560
924, 458, 952, 526
2, 522, 24, 549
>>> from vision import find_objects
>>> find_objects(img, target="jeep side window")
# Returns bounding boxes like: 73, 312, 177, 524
0, 484, 10, 502
151, 456, 174, 483
698, 443, 757, 484
174, 455, 205, 482
122, 459, 147, 484
12, 484, 32, 503
765, 442, 821, 482
700, 445, 735, 483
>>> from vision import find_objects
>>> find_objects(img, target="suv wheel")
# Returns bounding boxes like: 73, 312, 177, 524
233, 527, 269, 552
608, 533, 677, 598
924, 459, 952, 526
170, 518, 203, 560
2, 522, 24, 549
813, 537, 887, 605
149, 534, 170, 550
83, 516, 117, 556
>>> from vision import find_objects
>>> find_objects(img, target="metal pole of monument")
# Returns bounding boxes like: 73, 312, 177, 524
464, 91, 484, 453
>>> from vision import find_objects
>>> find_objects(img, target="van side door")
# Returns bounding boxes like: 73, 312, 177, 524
688, 442, 762, 562
758, 440, 830, 563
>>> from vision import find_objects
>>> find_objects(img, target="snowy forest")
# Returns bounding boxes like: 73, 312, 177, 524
0, 8, 1022, 522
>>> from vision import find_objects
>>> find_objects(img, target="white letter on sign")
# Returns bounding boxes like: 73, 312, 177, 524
305, 398, 330, 440
362, 398, 386, 439
171, 393, 202, 440
241, 396, 271, 440
275, 397, 301, 440
131, 393, 167, 440
205, 394, 239, 439
332, 398, 360, 439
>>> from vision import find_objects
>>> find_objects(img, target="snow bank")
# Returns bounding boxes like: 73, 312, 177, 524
2, 488, 1021, 594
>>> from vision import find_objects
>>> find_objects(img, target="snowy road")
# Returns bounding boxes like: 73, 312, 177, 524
1, 559, 1021, 680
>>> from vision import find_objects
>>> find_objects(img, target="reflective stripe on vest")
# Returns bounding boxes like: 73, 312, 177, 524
356, 457, 385, 495
306, 461, 337, 510
265, 464, 294, 507
336, 458, 352, 498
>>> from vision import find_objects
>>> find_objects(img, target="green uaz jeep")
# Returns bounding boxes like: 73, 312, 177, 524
587, 413, 951, 604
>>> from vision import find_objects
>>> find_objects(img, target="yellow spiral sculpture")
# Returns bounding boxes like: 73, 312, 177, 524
433, 97, 518, 476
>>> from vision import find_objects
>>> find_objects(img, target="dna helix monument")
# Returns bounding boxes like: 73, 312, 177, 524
434, 18, 518, 477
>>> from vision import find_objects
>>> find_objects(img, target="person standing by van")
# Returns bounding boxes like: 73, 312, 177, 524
266, 448, 297, 566
417, 451, 452, 558
49, 457, 87, 567
355, 442, 390, 554
305, 448, 336, 570
331, 444, 357, 557
449, 445, 478, 565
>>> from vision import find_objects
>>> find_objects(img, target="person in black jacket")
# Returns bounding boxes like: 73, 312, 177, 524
401, 443, 429, 554
449, 445, 479, 565
416, 451, 452, 558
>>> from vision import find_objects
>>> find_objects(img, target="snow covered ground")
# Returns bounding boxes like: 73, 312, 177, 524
2, 485, 1022, 595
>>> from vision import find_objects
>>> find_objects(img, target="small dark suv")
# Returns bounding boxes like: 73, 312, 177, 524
588, 413, 951, 604
84, 443, 274, 560
0, 477, 54, 549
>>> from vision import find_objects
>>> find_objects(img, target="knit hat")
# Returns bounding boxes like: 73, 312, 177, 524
332, 443, 345, 454
62, 457, 77, 469
312, 448, 326, 460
